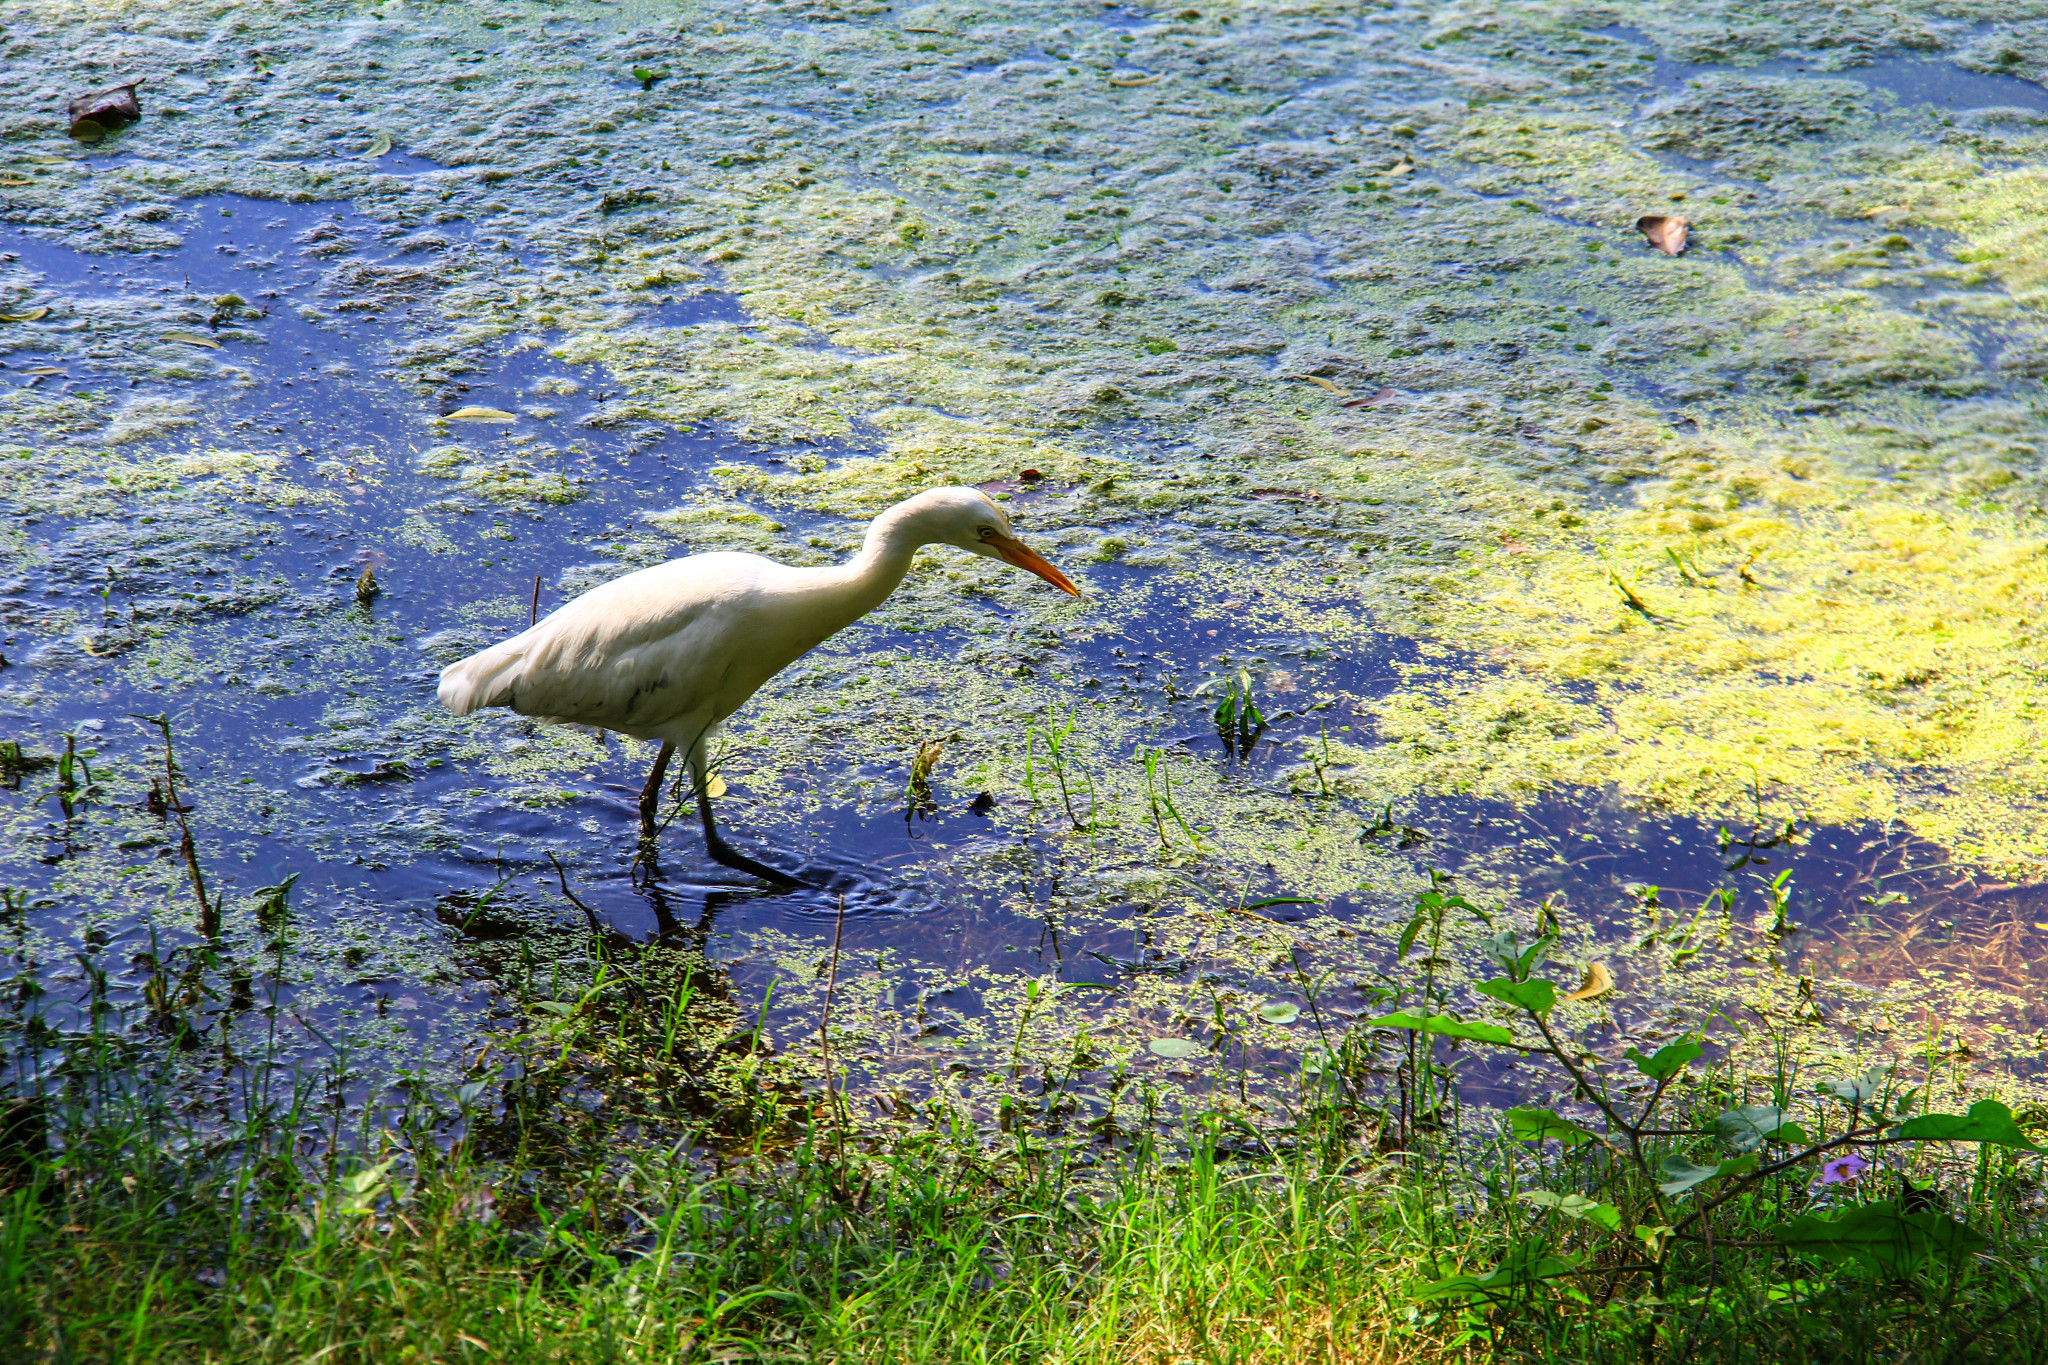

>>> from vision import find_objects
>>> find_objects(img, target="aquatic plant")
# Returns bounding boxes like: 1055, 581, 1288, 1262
2, 872, 2044, 1363
1353, 882, 2048, 1358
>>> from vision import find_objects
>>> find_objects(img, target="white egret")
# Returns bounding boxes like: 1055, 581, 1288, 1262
436, 487, 1080, 882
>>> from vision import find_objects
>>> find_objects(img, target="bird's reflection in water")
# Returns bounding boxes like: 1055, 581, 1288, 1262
624, 837, 933, 947
631, 846, 744, 944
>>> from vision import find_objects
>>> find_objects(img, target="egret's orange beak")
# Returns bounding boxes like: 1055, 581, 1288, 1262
987, 532, 1082, 596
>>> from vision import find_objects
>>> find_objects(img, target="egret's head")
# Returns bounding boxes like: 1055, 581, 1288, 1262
897, 486, 1081, 596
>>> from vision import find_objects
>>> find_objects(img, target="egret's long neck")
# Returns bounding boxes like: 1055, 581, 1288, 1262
819, 502, 931, 622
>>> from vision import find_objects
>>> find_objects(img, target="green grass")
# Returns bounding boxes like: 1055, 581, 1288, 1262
4, 893, 2048, 1363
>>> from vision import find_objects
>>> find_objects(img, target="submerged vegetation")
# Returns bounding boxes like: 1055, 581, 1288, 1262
4, 0, 2048, 1357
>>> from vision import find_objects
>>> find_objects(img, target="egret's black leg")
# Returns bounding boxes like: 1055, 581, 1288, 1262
638, 740, 676, 840
690, 748, 802, 886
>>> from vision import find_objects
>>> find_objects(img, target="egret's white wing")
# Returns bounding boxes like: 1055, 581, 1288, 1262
438, 551, 867, 738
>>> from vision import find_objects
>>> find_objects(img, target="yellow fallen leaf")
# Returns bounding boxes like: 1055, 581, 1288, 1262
1109, 71, 1162, 86
1342, 385, 1400, 408
163, 330, 220, 348
1297, 375, 1350, 398
1386, 156, 1414, 176
705, 774, 728, 798
1560, 961, 1615, 1004
0, 307, 49, 323
0, 174, 31, 188
445, 405, 517, 422
1635, 214, 1688, 256
23, 366, 65, 375
363, 131, 393, 159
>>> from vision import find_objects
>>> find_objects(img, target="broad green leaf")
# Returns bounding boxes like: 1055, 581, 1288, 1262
342, 1157, 396, 1197
1657, 1153, 1757, 1197
1394, 912, 1427, 960
1775, 1200, 1988, 1275
1822, 1066, 1887, 1109
1506, 1107, 1601, 1148
1478, 977, 1556, 1013
531, 1000, 578, 1017
1413, 1241, 1582, 1302
1256, 1001, 1300, 1024
1518, 1190, 1622, 1231
1625, 1037, 1703, 1080
1516, 934, 1554, 980
1897, 1099, 2044, 1151
1714, 1104, 1798, 1154
1148, 1038, 1205, 1059
1364, 1011, 1513, 1045
1479, 930, 1521, 974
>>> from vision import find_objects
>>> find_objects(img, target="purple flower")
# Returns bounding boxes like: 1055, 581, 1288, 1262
1819, 1152, 1870, 1185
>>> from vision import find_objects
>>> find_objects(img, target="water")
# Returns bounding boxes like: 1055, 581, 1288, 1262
1597, 29, 2048, 114
1, 220, 2037, 1075
4, 5, 2048, 1122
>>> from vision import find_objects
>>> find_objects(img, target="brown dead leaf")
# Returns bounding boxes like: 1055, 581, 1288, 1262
0, 307, 50, 323
1341, 386, 1400, 408
162, 331, 220, 348
1108, 71, 1163, 86
363, 131, 394, 159
22, 366, 64, 375
1559, 961, 1616, 1004
445, 405, 517, 422
0, 174, 31, 188
1635, 215, 1688, 256
1387, 156, 1414, 177
68, 82, 142, 144
1298, 375, 1349, 398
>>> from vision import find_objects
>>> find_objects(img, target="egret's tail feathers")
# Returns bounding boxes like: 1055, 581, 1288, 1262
437, 642, 526, 716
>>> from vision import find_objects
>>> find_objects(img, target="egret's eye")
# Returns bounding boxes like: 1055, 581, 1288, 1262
977, 525, 999, 541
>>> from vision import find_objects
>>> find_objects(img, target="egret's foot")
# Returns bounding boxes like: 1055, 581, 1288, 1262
704, 831, 806, 887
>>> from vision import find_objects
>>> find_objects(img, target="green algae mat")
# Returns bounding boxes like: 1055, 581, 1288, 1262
1, 0, 2047, 1131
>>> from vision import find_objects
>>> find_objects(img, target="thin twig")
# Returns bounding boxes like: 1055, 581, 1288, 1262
130, 713, 216, 938
547, 853, 604, 940
1670, 1125, 1892, 1235
530, 574, 542, 627
820, 891, 848, 1160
